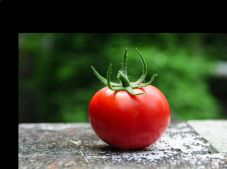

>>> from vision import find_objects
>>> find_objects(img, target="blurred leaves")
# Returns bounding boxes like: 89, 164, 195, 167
18, 33, 227, 123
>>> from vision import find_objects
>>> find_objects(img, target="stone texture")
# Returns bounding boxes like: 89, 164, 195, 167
187, 120, 227, 158
19, 122, 227, 169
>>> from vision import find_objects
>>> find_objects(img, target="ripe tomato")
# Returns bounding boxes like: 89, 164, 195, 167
88, 83, 170, 150
89, 48, 171, 150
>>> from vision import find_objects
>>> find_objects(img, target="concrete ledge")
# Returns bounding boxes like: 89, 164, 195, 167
19, 122, 227, 169
187, 120, 227, 158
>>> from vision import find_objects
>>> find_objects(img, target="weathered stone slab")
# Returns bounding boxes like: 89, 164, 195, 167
187, 120, 227, 158
19, 122, 227, 169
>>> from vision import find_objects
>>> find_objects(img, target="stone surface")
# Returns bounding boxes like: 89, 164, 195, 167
187, 120, 227, 158
19, 122, 227, 169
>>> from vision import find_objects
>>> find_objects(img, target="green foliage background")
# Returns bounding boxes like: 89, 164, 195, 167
19, 33, 227, 123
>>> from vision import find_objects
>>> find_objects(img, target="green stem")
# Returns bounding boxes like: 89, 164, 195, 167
121, 47, 128, 76
133, 48, 147, 85
132, 74, 158, 88
126, 87, 145, 95
107, 64, 124, 91
117, 71, 131, 87
91, 48, 157, 95
91, 66, 121, 87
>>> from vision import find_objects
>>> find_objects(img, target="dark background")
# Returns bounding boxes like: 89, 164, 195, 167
19, 33, 227, 123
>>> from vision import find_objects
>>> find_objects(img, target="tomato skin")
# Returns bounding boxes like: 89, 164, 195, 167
88, 84, 171, 150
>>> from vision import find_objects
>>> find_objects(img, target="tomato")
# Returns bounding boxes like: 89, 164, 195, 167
88, 83, 170, 149
89, 48, 171, 150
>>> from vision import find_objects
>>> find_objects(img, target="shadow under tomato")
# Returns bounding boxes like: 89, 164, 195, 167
92, 144, 148, 153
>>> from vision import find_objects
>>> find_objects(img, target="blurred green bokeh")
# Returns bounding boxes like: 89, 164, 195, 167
19, 33, 227, 123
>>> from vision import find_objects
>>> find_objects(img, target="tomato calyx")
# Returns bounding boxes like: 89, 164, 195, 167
91, 48, 158, 95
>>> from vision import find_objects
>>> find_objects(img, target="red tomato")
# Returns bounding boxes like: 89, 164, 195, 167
88, 83, 171, 150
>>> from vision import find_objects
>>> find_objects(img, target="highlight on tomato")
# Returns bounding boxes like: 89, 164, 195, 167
88, 48, 171, 150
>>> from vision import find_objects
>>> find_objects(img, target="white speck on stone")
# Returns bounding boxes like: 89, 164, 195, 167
69, 140, 82, 145
196, 153, 225, 160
